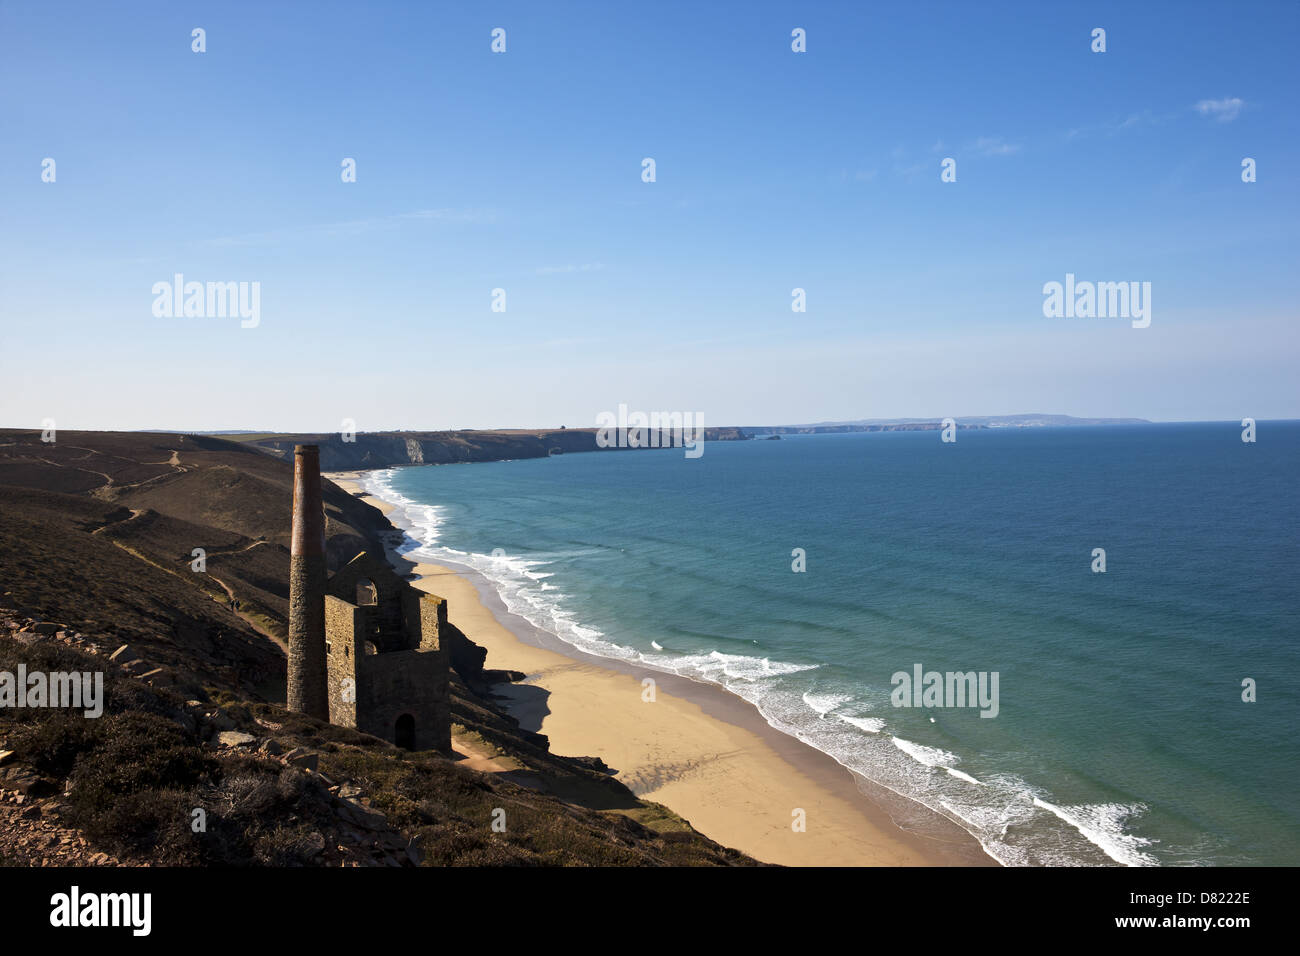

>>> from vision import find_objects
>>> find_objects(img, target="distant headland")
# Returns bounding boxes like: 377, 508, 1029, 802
198, 415, 1151, 470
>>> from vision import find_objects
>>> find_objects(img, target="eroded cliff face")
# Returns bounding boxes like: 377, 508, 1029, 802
247, 427, 749, 471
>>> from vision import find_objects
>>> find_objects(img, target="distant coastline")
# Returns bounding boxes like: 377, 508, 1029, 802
221, 414, 1156, 472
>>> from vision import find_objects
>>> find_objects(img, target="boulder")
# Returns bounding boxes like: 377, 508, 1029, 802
216, 731, 257, 748
336, 797, 387, 830
205, 710, 235, 731
570, 755, 616, 775
0, 766, 53, 796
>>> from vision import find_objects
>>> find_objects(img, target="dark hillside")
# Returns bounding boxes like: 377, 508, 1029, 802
0, 429, 757, 866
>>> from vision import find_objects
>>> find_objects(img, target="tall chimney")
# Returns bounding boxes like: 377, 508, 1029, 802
287, 444, 328, 718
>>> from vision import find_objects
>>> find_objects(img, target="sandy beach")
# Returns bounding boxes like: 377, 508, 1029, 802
327, 470, 992, 867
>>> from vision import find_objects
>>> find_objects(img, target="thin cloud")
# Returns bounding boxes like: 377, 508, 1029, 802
201, 208, 496, 247
887, 145, 928, 179
1194, 97, 1244, 121
838, 168, 877, 183
893, 160, 928, 180
395, 209, 492, 222
970, 136, 1021, 157
1063, 108, 1177, 141
534, 263, 606, 275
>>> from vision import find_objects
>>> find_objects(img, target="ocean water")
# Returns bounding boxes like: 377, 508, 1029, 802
365, 423, 1300, 866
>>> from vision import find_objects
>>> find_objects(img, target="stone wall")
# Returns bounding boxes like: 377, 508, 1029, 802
324, 595, 362, 729
353, 648, 450, 752
324, 589, 450, 753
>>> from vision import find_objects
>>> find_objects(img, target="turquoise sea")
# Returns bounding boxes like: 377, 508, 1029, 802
365, 423, 1300, 866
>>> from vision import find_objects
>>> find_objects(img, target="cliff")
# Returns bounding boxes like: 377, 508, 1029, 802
234, 427, 748, 471
0, 429, 757, 866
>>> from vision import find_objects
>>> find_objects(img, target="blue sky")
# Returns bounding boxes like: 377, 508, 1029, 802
1, 1, 1296, 430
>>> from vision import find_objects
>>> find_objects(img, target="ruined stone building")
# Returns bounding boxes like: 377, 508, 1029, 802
323, 552, 451, 751
287, 445, 450, 752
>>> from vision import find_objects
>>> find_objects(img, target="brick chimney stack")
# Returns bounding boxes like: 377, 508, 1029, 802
287, 444, 328, 718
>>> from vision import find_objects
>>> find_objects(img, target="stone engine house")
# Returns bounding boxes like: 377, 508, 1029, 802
323, 552, 451, 752
286, 443, 450, 753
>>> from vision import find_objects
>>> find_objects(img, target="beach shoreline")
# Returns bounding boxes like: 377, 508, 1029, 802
326, 468, 994, 867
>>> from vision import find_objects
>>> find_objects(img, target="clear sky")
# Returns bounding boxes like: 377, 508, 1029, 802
1, 1, 1296, 431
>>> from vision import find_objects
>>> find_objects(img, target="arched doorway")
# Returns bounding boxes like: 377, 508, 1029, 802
394, 713, 415, 750
356, 579, 378, 605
